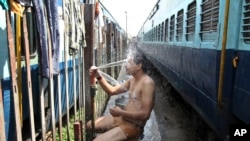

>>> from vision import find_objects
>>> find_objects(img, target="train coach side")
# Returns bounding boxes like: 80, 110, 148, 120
138, 0, 250, 139
0, 2, 81, 140
0, 0, 127, 140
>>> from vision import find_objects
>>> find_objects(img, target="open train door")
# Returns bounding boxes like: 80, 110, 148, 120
231, 0, 250, 124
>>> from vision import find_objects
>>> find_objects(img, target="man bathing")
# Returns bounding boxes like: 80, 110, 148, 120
87, 50, 155, 141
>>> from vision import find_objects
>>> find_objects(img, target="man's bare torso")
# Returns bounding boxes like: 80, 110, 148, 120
123, 75, 154, 126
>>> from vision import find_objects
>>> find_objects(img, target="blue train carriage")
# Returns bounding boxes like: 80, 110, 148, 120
0, 5, 40, 141
138, 0, 250, 139
0, 0, 84, 140
98, 1, 128, 78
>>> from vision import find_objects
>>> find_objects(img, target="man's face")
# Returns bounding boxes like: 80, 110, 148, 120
125, 57, 140, 75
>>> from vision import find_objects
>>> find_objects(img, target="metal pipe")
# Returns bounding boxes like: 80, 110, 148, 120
63, 0, 71, 140
217, 0, 230, 108
5, 11, 22, 141
23, 9, 36, 141
15, 15, 23, 125
74, 122, 81, 141
84, 2, 96, 140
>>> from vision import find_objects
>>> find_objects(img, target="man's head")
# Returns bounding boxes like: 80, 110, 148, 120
125, 49, 147, 75
132, 50, 147, 73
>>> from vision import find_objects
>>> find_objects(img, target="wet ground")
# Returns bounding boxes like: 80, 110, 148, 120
103, 60, 221, 141
146, 63, 221, 141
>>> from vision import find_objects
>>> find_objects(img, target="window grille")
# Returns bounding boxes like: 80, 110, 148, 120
200, 0, 219, 41
158, 25, 161, 41
19, 10, 38, 58
154, 27, 157, 41
186, 1, 196, 41
151, 29, 153, 41
165, 19, 169, 42
161, 22, 164, 41
176, 9, 184, 41
242, 0, 250, 43
170, 15, 175, 41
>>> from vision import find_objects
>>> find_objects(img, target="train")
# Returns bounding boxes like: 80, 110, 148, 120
0, 0, 127, 140
137, 0, 250, 140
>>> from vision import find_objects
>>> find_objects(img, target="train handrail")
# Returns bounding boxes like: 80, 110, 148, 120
217, 0, 230, 108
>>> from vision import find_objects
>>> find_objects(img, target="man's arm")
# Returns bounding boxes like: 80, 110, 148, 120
98, 76, 130, 96
90, 66, 130, 96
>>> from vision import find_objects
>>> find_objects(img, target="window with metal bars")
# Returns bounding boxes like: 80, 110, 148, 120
158, 25, 161, 41
18, 9, 38, 58
154, 26, 156, 41
154, 27, 157, 41
242, 0, 250, 43
155, 26, 157, 41
186, 1, 196, 41
200, 0, 219, 41
165, 19, 169, 42
149, 29, 152, 41
151, 29, 153, 41
151, 28, 153, 41
170, 15, 175, 41
161, 22, 164, 42
144, 32, 147, 41
176, 9, 184, 41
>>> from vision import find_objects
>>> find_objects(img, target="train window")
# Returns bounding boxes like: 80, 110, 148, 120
200, 0, 219, 41
20, 8, 38, 58
154, 26, 156, 41
156, 25, 159, 41
152, 28, 154, 41
161, 22, 164, 42
148, 30, 151, 41
242, 0, 250, 43
153, 27, 155, 41
151, 28, 153, 41
155, 26, 157, 41
154, 27, 157, 41
170, 15, 175, 41
146, 30, 149, 41
156, 26, 158, 41
147, 30, 149, 41
186, 1, 196, 41
176, 9, 184, 42
165, 19, 169, 42
145, 30, 151, 41
151, 29, 153, 41
158, 24, 161, 42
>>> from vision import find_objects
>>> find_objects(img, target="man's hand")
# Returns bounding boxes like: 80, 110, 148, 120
89, 66, 101, 79
109, 106, 122, 117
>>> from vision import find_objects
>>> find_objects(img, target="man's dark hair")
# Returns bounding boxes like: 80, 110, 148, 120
133, 49, 147, 73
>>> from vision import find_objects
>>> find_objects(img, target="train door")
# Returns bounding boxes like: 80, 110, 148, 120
232, 0, 250, 124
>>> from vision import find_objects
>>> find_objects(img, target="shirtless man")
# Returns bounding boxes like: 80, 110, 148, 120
87, 50, 155, 141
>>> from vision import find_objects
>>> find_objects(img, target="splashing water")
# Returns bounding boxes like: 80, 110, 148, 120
99, 71, 120, 86
96, 59, 128, 85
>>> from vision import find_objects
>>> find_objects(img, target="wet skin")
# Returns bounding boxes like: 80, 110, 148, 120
88, 57, 155, 140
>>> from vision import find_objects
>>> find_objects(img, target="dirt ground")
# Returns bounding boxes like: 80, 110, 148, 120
151, 72, 197, 141
147, 67, 221, 141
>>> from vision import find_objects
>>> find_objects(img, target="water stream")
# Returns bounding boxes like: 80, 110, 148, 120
99, 71, 120, 86
96, 59, 127, 69
97, 59, 128, 86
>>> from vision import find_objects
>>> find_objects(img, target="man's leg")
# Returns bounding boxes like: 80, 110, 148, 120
86, 115, 114, 132
93, 127, 127, 141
